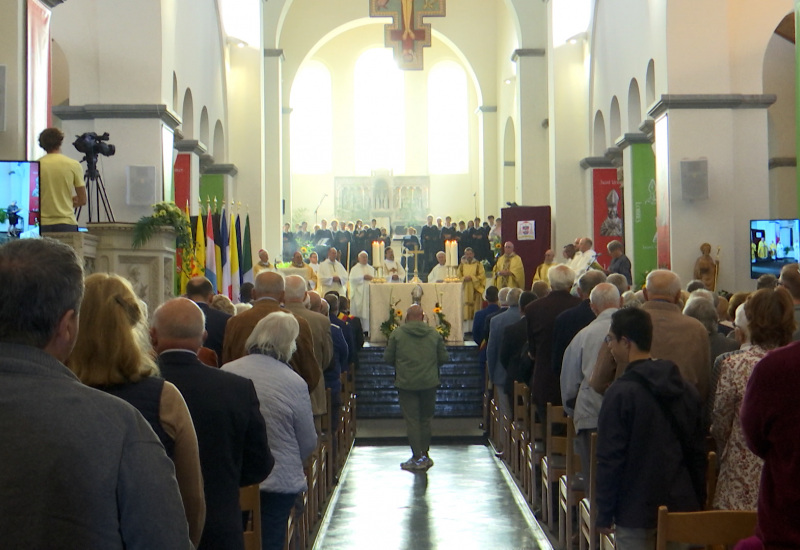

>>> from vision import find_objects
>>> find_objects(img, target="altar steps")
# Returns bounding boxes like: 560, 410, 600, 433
355, 344, 483, 419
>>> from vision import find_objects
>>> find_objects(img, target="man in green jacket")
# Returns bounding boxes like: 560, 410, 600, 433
384, 304, 449, 471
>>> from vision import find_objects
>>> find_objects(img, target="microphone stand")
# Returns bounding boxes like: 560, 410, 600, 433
314, 194, 327, 225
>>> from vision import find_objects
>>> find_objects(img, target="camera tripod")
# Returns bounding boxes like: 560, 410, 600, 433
76, 160, 115, 223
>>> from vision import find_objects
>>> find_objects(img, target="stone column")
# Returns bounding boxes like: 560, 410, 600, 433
513, 48, 549, 206
649, 94, 775, 291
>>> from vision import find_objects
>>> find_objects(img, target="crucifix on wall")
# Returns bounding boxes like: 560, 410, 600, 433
369, 0, 446, 70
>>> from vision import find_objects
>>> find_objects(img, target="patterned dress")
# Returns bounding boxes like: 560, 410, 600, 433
710, 345, 767, 510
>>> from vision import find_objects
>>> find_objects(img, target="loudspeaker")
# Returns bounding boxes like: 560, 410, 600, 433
126, 165, 158, 205
680, 158, 708, 201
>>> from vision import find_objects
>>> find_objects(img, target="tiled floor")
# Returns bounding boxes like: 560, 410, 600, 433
312, 445, 552, 550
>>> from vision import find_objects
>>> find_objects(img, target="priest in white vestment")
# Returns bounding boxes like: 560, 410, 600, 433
428, 251, 449, 283
318, 246, 348, 296
383, 247, 406, 283
568, 237, 598, 276
349, 251, 375, 329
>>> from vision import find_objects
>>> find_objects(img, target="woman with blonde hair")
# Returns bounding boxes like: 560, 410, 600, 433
711, 287, 795, 510
67, 273, 205, 546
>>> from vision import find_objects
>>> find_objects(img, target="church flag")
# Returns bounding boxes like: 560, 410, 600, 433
242, 213, 254, 284
179, 202, 192, 294
193, 209, 205, 278
229, 211, 240, 302
205, 207, 217, 291
235, 213, 244, 285
220, 207, 231, 298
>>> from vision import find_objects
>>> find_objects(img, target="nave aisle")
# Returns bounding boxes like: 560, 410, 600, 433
313, 445, 552, 550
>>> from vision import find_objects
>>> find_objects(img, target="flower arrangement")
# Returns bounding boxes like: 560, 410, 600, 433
132, 201, 192, 251
433, 301, 451, 340
491, 235, 503, 259
380, 293, 403, 339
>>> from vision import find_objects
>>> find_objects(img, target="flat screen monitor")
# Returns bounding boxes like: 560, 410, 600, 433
0, 160, 40, 243
750, 218, 800, 278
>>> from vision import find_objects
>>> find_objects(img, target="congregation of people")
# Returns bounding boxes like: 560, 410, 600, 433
1, 237, 365, 549
3, 221, 799, 550
473, 239, 800, 549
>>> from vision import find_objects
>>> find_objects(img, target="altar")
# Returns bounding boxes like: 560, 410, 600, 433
368, 282, 464, 344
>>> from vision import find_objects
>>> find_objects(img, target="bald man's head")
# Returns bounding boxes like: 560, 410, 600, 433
406, 304, 424, 322
254, 271, 285, 300
308, 291, 323, 312
644, 270, 682, 302
150, 298, 206, 354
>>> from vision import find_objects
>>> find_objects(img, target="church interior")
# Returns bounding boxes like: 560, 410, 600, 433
2, 0, 799, 548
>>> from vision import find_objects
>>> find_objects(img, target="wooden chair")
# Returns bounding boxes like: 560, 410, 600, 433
509, 381, 531, 478
578, 433, 598, 550
525, 401, 544, 505
541, 403, 568, 530
283, 508, 296, 550
706, 450, 718, 510
240, 484, 261, 550
559, 417, 584, 549
655, 505, 758, 550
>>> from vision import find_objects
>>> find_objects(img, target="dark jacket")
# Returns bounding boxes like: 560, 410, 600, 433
196, 301, 231, 363
158, 351, 274, 550
596, 358, 706, 530
500, 316, 531, 396
551, 299, 596, 375
526, 290, 582, 408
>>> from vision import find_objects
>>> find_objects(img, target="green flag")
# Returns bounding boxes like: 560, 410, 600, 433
242, 214, 254, 284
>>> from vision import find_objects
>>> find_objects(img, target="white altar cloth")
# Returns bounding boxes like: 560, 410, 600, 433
368, 282, 463, 344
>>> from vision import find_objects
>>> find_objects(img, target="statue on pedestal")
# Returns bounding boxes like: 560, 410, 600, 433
693, 242, 719, 291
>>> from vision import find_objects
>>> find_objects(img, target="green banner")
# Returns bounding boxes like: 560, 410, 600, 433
631, 143, 657, 288
200, 174, 225, 213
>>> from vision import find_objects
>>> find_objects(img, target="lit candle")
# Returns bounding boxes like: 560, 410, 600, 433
372, 241, 379, 268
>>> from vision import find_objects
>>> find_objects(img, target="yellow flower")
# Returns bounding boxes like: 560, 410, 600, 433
433, 307, 442, 313
396, 310, 403, 318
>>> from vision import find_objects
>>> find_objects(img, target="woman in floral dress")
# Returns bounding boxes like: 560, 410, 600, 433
711, 287, 795, 509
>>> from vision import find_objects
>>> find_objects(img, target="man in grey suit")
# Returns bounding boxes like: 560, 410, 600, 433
0, 238, 191, 549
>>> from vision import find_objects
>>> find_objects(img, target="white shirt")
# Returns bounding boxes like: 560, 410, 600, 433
428, 263, 449, 283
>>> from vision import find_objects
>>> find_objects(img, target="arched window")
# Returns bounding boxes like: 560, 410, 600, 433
354, 48, 405, 175
428, 61, 468, 174
290, 61, 332, 174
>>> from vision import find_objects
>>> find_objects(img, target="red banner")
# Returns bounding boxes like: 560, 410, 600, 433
173, 153, 191, 210
592, 168, 624, 269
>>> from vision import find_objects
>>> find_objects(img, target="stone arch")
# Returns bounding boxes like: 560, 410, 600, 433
51, 40, 70, 107
645, 59, 656, 108
628, 78, 642, 132
172, 73, 179, 114
199, 107, 210, 148
182, 89, 194, 139
764, 12, 797, 217
213, 120, 225, 161
593, 110, 607, 156
609, 96, 621, 144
